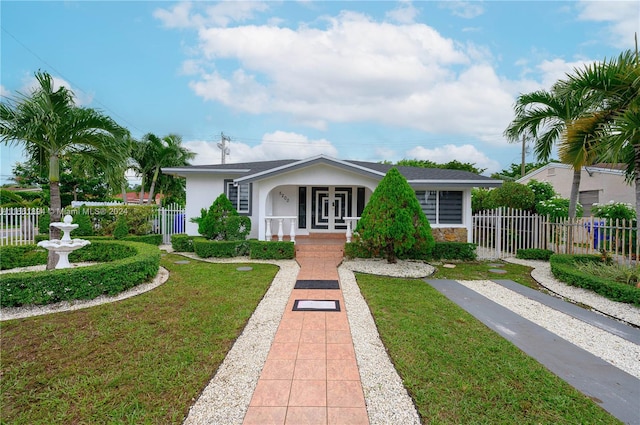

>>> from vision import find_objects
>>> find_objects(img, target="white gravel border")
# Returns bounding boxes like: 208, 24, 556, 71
0, 266, 170, 321
456, 279, 640, 379
505, 258, 640, 327
339, 266, 422, 425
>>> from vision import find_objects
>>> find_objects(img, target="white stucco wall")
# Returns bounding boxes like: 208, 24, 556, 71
518, 165, 634, 209
183, 173, 232, 236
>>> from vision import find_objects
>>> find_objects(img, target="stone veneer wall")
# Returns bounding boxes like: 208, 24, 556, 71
431, 228, 467, 243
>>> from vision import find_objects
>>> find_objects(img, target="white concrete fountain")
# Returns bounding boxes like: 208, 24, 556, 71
37, 214, 91, 269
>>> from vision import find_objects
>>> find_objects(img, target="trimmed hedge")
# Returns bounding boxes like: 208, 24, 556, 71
0, 241, 136, 270
345, 241, 477, 261
344, 242, 373, 259
432, 242, 477, 261
193, 238, 240, 258
0, 241, 160, 307
517, 249, 554, 261
249, 241, 295, 260
171, 234, 195, 252
550, 254, 640, 305
31, 234, 163, 246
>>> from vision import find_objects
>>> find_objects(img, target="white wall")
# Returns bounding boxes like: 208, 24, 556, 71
184, 173, 229, 236
518, 165, 635, 209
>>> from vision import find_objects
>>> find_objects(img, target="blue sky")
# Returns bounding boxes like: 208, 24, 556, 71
1, 0, 637, 184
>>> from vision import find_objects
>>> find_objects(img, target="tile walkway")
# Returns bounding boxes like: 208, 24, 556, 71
243, 236, 370, 425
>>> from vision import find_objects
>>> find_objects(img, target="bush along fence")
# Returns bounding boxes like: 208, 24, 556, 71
0, 204, 186, 246
473, 207, 638, 264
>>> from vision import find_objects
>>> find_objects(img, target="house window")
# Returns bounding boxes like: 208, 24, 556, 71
415, 190, 463, 224
225, 180, 251, 215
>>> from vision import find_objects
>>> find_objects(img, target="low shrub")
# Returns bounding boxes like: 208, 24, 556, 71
550, 254, 640, 305
432, 242, 477, 261
34, 234, 49, 243
344, 241, 374, 259
516, 249, 555, 261
193, 238, 240, 258
171, 234, 195, 252
249, 241, 295, 260
122, 234, 163, 246
113, 215, 130, 239
0, 245, 48, 270
0, 241, 160, 307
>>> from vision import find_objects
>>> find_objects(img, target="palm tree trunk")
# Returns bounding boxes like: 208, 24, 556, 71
139, 176, 145, 205
121, 183, 128, 205
147, 166, 160, 205
566, 168, 582, 254
47, 181, 62, 270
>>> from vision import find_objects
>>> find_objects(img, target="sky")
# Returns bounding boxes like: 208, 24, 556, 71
1, 0, 638, 185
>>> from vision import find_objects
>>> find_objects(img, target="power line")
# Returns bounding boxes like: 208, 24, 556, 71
1, 26, 145, 135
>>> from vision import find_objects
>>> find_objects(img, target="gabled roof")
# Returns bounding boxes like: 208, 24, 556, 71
163, 154, 502, 187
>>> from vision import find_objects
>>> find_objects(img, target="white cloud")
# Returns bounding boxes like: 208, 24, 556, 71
406, 144, 501, 174
154, 1, 269, 29
439, 1, 485, 19
184, 131, 338, 165
386, 0, 419, 24
0, 85, 10, 97
576, 1, 638, 48
174, 10, 521, 143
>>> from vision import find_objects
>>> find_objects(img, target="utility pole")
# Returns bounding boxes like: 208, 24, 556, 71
521, 135, 526, 178
217, 132, 231, 164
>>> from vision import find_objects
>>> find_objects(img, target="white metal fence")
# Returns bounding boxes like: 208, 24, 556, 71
0, 207, 45, 246
0, 205, 187, 246
473, 207, 638, 264
153, 204, 186, 244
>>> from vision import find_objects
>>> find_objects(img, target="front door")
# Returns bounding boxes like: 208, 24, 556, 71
311, 187, 352, 230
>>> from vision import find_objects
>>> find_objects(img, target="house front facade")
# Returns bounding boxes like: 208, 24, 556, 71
516, 163, 634, 217
163, 155, 502, 243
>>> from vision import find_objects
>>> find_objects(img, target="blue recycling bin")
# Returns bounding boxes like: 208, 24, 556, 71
585, 220, 605, 249
174, 213, 185, 233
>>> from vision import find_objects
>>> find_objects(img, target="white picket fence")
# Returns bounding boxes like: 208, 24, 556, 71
0, 205, 187, 246
152, 204, 186, 244
0, 207, 45, 246
473, 208, 638, 264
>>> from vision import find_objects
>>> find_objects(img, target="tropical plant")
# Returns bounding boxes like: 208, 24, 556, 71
591, 201, 636, 222
133, 133, 194, 205
526, 180, 556, 207
536, 196, 583, 221
0, 71, 129, 268
191, 194, 251, 241
355, 168, 434, 263
484, 182, 536, 211
560, 49, 640, 237
394, 159, 486, 174
504, 85, 591, 219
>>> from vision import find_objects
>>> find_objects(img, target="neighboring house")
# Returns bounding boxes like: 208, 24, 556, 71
517, 163, 634, 217
162, 155, 502, 243
114, 192, 162, 205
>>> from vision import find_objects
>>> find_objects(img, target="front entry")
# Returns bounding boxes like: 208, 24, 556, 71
311, 187, 353, 230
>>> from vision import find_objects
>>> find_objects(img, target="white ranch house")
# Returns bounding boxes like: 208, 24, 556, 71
162, 155, 502, 243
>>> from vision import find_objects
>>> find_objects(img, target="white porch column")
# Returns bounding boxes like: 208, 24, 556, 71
277, 218, 284, 241
289, 218, 296, 243
265, 218, 272, 241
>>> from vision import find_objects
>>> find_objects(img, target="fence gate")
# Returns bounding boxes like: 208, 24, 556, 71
154, 204, 186, 244
472, 208, 547, 259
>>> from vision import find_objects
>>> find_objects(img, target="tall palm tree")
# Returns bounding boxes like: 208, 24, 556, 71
504, 84, 590, 219
0, 71, 129, 268
560, 49, 640, 235
135, 133, 194, 205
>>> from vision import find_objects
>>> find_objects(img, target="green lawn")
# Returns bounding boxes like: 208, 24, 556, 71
431, 259, 541, 289
0, 255, 622, 424
356, 273, 621, 424
0, 254, 279, 424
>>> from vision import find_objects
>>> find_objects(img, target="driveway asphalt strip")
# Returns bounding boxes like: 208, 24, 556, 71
425, 279, 640, 425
